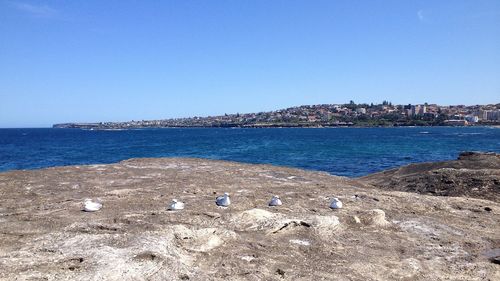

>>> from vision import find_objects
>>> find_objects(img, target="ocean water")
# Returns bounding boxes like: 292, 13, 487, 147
0, 127, 499, 177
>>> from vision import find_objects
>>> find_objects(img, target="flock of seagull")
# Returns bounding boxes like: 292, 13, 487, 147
83, 193, 343, 212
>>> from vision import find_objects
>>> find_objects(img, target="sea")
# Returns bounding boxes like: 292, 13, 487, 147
0, 127, 499, 177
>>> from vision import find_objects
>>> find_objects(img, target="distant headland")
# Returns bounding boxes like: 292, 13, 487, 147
53, 101, 500, 129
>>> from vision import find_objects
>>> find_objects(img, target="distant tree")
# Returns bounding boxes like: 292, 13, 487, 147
346, 100, 357, 110
357, 115, 368, 121
434, 114, 447, 125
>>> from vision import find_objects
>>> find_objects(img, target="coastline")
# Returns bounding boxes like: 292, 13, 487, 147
52, 123, 500, 129
0, 156, 498, 280
2, 125, 500, 130
51, 102, 500, 130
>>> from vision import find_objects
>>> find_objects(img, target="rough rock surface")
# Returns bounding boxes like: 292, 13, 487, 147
0, 158, 499, 280
360, 152, 500, 202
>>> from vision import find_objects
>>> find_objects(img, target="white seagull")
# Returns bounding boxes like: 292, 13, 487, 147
216, 192, 231, 207
268, 195, 282, 207
329, 197, 343, 209
83, 198, 102, 212
168, 199, 185, 211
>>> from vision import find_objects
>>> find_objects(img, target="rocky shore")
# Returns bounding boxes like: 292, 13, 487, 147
0, 157, 499, 280
361, 151, 500, 202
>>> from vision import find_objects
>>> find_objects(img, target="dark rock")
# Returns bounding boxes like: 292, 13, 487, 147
276, 268, 285, 278
490, 257, 500, 265
360, 152, 500, 202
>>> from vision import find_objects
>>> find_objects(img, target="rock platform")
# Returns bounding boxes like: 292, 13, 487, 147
0, 158, 498, 280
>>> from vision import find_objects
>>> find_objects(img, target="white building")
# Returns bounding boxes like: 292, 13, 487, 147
487, 110, 500, 121
356, 108, 366, 114
465, 115, 479, 123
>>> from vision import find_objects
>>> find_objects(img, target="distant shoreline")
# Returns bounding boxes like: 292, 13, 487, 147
51, 124, 500, 130
52, 101, 500, 129
2, 125, 500, 130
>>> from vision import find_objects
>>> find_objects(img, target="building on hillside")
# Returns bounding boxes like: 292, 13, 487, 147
410, 105, 427, 116
486, 110, 500, 121
475, 110, 495, 120
419, 105, 427, 115
356, 108, 366, 114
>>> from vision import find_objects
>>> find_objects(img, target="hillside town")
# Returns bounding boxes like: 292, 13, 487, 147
53, 101, 500, 129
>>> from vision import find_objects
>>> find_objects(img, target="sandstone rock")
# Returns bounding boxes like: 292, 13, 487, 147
356, 209, 390, 227
0, 158, 498, 280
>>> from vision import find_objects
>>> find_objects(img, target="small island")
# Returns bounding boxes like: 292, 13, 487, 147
53, 101, 500, 129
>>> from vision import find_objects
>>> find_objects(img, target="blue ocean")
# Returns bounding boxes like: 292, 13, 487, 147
0, 127, 499, 177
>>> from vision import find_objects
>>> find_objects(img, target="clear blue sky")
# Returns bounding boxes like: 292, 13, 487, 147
1, 0, 499, 127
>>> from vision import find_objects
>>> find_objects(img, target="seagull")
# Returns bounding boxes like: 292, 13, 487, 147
168, 199, 185, 211
216, 192, 231, 207
330, 197, 343, 209
83, 198, 102, 212
268, 195, 282, 207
